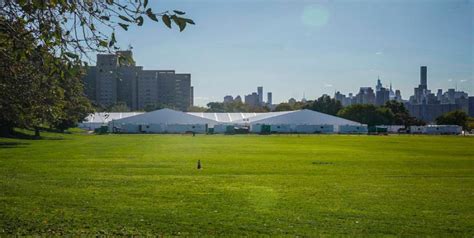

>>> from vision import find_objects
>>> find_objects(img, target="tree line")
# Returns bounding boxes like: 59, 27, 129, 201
194, 95, 470, 129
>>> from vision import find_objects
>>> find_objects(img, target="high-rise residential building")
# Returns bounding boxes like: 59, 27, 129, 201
82, 51, 193, 111
257, 86, 263, 105
267, 92, 273, 105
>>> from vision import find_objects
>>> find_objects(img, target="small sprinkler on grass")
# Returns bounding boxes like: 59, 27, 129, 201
197, 160, 202, 170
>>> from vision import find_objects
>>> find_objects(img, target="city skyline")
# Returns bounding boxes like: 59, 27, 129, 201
89, 0, 473, 106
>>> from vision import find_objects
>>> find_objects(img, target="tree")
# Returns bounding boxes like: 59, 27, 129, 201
1, 1, 194, 136
435, 110, 468, 129
143, 103, 175, 112
107, 102, 131, 112
467, 117, 474, 131
205, 101, 268, 113
53, 69, 93, 132
206, 102, 226, 112
273, 101, 306, 112
337, 104, 394, 126
0, 1, 195, 64
0, 18, 87, 137
187, 106, 207, 112
303, 95, 342, 115
381, 101, 425, 127
274, 103, 294, 112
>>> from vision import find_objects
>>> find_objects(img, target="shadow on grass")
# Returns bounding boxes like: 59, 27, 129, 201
0, 129, 65, 141
0, 141, 29, 149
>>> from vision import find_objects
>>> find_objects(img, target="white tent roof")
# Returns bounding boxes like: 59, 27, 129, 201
249, 109, 361, 125
187, 112, 291, 123
111, 108, 216, 125
82, 112, 144, 124
100, 108, 361, 126
230, 111, 294, 124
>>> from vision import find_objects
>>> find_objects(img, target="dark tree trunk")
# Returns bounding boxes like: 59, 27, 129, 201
34, 127, 40, 138
0, 125, 14, 137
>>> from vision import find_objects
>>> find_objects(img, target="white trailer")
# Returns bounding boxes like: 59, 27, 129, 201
338, 125, 368, 134
294, 125, 334, 134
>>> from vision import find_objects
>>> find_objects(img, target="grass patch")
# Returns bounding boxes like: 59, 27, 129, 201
1, 132, 473, 236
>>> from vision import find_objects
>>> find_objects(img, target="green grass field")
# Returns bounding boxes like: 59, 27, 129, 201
1, 132, 473, 236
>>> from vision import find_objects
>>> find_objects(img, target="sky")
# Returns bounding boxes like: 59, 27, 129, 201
106, 0, 473, 106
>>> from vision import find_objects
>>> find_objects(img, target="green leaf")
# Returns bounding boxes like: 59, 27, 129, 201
171, 15, 186, 32
137, 16, 144, 26
173, 10, 186, 15
99, 40, 108, 47
119, 15, 132, 22
144, 0, 148, 8
146, 8, 158, 22
109, 32, 116, 47
100, 16, 110, 21
183, 18, 195, 25
64, 52, 78, 59
118, 23, 129, 31
162, 15, 171, 28
178, 20, 186, 31
106, 0, 114, 4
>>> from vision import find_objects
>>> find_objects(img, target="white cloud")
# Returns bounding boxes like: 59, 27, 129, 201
375, 52, 383, 55
324, 83, 333, 87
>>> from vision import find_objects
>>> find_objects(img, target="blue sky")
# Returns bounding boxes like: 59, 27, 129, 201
109, 0, 473, 106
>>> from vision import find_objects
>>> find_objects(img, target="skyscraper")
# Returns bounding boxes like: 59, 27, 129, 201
267, 92, 272, 105
257, 86, 263, 105
376, 87, 390, 106
376, 76, 382, 92
420, 66, 427, 90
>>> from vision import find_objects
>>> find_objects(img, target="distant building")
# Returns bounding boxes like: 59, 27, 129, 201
335, 91, 352, 106
420, 66, 427, 89
223, 95, 234, 104
469, 96, 474, 117
234, 95, 242, 103
257, 86, 264, 105
267, 92, 273, 105
376, 87, 390, 106
406, 66, 469, 122
406, 103, 466, 122
376, 77, 382, 92
394, 90, 402, 102
288, 98, 297, 105
83, 51, 193, 111
245, 92, 259, 107
355, 87, 375, 105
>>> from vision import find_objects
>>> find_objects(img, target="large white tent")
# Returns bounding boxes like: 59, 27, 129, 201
109, 108, 216, 133
246, 109, 362, 133
78, 112, 144, 130
249, 109, 358, 125
81, 108, 365, 134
